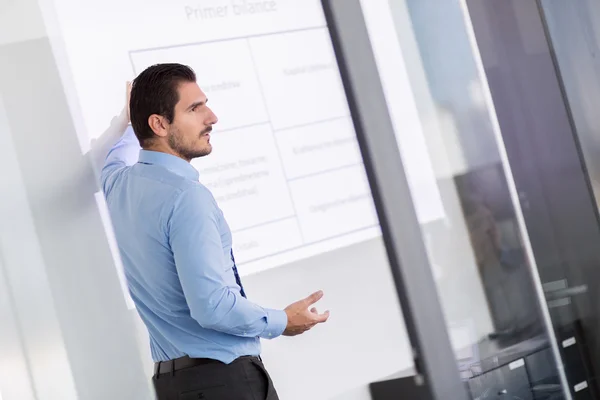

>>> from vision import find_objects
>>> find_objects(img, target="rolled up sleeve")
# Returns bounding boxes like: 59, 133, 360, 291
101, 126, 140, 195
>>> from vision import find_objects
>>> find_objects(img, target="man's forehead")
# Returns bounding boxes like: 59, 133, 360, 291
178, 81, 206, 103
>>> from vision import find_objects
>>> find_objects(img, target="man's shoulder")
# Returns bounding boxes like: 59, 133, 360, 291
101, 163, 131, 197
168, 182, 220, 230
172, 181, 217, 208
132, 164, 198, 191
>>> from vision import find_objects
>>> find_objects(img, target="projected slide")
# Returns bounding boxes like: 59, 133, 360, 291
128, 27, 376, 268
47, 0, 444, 274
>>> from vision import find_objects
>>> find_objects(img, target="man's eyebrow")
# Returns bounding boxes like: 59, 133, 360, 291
187, 99, 208, 110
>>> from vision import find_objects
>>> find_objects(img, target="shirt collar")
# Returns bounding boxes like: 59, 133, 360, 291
138, 150, 200, 181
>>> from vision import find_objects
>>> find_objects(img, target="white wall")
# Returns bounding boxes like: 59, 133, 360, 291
0, 0, 47, 46
0, 0, 153, 399
246, 238, 413, 400
0, 49, 79, 400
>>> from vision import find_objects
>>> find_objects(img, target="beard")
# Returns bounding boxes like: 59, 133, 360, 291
168, 126, 212, 161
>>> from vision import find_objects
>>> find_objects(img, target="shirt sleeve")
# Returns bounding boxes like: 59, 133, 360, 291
168, 185, 287, 339
100, 125, 141, 196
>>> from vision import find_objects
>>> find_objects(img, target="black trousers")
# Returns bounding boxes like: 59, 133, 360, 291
152, 356, 280, 400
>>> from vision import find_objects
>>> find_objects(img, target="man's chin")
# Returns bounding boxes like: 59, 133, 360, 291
192, 146, 212, 159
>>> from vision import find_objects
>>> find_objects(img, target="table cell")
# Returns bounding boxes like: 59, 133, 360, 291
130, 39, 269, 131
276, 116, 361, 180
233, 217, 303, 270
248, 28, 349, 130
192, 123, 295, 231
288, 165, 378, 243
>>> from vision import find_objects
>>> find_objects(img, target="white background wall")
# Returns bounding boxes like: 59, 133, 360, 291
248, 238, 413, 400
0, 0, 152, 399
0, 0, 47, 46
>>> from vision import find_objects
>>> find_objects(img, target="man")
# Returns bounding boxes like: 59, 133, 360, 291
97, 63, 329, 399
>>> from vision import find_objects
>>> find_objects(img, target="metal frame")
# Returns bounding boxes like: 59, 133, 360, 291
321, 1, 469, 399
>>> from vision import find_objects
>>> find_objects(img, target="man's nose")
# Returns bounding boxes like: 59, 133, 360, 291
207, 107, 218, 125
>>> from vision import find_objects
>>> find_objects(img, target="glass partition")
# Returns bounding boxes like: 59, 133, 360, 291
324, 0, 598, 398
391, 0, 568, 396
466, 0, 600, 398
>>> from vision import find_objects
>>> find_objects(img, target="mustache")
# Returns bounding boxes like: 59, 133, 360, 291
201, 126, 213, 135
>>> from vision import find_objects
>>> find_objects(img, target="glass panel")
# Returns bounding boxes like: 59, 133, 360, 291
383, 0, 574, 398
465, 0, 600, 398
541, 0, 600, 205
539, 0, 600, 397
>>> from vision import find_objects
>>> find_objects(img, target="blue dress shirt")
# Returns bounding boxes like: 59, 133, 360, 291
101, 127, 288, 363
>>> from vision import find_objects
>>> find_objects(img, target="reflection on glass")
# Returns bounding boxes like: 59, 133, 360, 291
540, 0, 600, 209
388, 0, 568, 398
456, 165, 543, 343
539, 1, 600, 398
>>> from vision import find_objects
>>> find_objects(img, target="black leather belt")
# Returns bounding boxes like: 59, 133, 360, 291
154, 355, 260, 376
154, 356, 220, 376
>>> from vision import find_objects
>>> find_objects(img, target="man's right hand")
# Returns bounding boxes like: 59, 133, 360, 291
283, 291, 330, 337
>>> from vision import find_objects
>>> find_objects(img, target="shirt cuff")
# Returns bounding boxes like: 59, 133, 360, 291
260, 309, 288, 339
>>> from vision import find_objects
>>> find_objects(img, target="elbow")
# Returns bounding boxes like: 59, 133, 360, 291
189, 291, 235, 332
192, 312, 223, 331
189, 305, 218, 330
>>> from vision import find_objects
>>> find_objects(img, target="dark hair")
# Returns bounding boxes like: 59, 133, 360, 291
130, 63, 196, 147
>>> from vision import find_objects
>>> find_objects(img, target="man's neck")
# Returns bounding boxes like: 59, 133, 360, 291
144, 143, 191, 163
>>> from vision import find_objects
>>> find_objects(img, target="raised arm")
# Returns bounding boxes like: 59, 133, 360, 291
92, 83, 142, 195
90, 82, 132, 178
99, 124, 141, 194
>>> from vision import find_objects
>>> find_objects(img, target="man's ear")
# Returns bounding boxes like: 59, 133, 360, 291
148, 114, 168, 138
